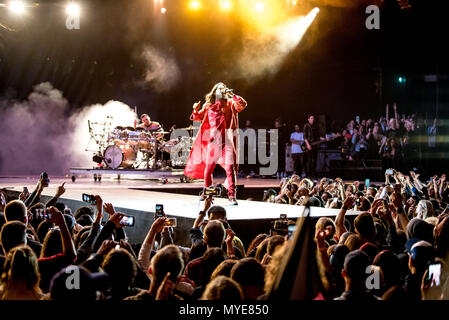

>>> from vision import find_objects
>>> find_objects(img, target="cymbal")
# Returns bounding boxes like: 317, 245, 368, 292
125, 126, 135, 131
115, 126, 125, 130
135, 127, 145, 131
178, 125, 197, 131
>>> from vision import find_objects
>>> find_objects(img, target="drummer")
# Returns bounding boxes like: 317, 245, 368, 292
134, 114, 164, 139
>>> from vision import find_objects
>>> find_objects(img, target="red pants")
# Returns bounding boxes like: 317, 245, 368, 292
204, 141, 236, 198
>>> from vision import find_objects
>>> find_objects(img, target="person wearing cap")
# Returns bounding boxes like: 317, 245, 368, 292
403, 240, 435, 300
334, 250, 381, 301
48, 265, 109, 300
189, 197, 245, 258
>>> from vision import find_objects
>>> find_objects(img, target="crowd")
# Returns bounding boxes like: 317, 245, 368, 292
1, 165, 449, 301
263, 103, 439, 178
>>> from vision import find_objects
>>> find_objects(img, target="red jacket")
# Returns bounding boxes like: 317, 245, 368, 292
184, 95, 247, 179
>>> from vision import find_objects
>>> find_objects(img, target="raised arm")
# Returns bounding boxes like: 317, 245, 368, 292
230, 94, 247, 113
385, 104, 389, 123
439, 175, 446, 199
45, 182, 66, 208
335, 196, 356, 241
138, 217, 166, 275
393, 103, 400, 128
190, 101, 207, 121
47, 207, 76, 261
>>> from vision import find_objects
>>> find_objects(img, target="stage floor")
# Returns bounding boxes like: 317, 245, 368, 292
0, 176, 353, 220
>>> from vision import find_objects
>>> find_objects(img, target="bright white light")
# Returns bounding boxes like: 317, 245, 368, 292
189, 1, 201, 10
255, 2, 264, 12
66, 2, 80, 16
161, 7, 167, 14
9, 1, 25, 14
221, 1, 232, 10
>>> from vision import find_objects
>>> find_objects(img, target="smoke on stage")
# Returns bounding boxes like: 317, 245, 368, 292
0, 82, 136, 175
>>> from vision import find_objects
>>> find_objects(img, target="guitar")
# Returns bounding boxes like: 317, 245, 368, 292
300, 133, 341, 152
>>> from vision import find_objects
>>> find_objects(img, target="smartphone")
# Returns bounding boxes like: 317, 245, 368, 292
0, 193, 6, 206
155, 204, 164, 218
82, 193, 97, 205
280, 213, 287, 220
428, 263, 441, 287
385, 169, 394, 175
288, 225, 297, 239
164, 217, 177, 227
365, 179, 370, 188
120, 215, 135, 227
23, 186, 29, 194
34, 209, 51, 220
41, 172, 50, 186
356, 116, 360, 123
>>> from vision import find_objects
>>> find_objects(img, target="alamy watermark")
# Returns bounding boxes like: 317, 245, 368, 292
169, 128, 279, 176
365, 5, 380, 30
66, 12, 80, 30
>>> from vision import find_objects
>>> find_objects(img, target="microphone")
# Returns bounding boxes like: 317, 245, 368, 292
225, 89, 235, 97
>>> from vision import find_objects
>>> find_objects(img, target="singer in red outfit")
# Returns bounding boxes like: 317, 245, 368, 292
184, 82, 247, 205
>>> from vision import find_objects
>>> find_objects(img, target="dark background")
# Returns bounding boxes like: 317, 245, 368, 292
0, 0, 448, 130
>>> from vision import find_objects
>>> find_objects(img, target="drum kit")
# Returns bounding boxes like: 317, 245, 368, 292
89, 122, 195, 170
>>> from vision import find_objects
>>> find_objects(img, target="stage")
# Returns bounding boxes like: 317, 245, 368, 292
1, 176, 358, 247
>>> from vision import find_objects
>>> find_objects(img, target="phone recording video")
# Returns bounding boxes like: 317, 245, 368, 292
155, 204, 164, 218
82, 193, 97, 205
41, 172, 50, 186
428, 263, 441, 287
33, 208, 51, 220
288, 225, 297, 239
164, 217, 177, 227
120, 215, 135, 227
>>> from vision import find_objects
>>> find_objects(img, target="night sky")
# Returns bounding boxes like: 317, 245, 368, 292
0, 0, 448, 130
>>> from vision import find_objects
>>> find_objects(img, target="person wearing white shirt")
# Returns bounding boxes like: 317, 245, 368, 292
290, 124, 308, 176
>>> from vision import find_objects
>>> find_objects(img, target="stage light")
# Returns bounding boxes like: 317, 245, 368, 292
189, 1, 201, 10
161, 7, 167, 14
255, 2, 265, 12
66, 2, 80, 16
220, 1, 232, 11
9, 1, 25, 14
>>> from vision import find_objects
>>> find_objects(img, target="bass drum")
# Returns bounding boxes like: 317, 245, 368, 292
104, 145, 137, 169
104, 145, 123, 169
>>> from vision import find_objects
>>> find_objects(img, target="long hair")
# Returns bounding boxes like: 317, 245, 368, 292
0, 245, 41, 299
205, 82, 226, 105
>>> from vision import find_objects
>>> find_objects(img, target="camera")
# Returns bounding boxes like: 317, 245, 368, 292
82, 193, 97, 205
203, 186, 222, 197
155, 204, 164, 218
273, 214, 289, 232
119, 215, 135, 227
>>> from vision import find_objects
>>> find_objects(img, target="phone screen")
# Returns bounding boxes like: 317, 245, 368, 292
155, 204, 164, 218
165, 217, 177, 227
365, 179, 370, 188
288, 225, 296, 239
120, 215, 135, 227
428, 263, 441, 287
